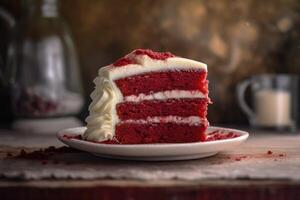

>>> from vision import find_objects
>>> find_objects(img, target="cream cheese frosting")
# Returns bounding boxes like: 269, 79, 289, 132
84, 76, 116, 141
83, 50, 208, 142
121, 116, 207, 126
124, 90, 207, 102
109, 56, 207, 80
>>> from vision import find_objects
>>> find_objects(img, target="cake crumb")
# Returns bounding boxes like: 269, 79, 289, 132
267, 150, 273, 155
234, 155, 247, 161
6, 152, 13, 157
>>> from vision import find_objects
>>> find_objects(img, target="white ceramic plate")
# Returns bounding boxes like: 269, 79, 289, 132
57, 126, 249, 161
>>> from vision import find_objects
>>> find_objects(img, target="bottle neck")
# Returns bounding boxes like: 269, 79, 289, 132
24, 0, 59, 18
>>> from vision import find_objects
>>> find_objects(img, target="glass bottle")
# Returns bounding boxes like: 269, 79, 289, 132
10, 0, 83, 118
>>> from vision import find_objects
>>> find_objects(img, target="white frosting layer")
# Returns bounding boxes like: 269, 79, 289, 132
84, 76, 117, 142
83, 50, 208, 142
121, 116, 207, 126
124, 90, 206, 102
109, 56, 207, 80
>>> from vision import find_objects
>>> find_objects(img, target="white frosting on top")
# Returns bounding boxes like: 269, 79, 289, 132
83, 50, 208, 142
109, 56, 207, 80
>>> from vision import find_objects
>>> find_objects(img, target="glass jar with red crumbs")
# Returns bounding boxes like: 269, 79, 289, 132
8, 0, 84, 118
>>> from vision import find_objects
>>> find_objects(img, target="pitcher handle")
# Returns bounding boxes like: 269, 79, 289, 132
237, 79, 255, 118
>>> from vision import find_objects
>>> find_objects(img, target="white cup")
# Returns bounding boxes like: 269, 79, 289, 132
237, 74, 298, 131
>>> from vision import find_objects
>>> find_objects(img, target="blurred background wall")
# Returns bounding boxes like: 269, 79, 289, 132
0, 0, 299, 125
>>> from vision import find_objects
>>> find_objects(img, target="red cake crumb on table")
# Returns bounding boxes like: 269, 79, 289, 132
234, 155, 248, 161
12, 146, 78, 160
8, 146, 80, 165
134, 49, 175, 60
267, 150, 273, 155
222, 151, 287, 163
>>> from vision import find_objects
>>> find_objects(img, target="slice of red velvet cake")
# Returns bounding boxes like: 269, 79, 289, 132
83, 49, 209, 144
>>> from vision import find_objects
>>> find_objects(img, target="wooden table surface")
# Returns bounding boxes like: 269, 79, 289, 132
0, 126, 300, 200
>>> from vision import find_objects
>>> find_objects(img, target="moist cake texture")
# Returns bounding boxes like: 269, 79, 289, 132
83, 49, 209, 144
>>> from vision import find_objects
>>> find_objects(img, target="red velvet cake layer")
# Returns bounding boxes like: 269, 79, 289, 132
115, 123, 207, 144
117, 99, 208, 120
114, 70, 208, 96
